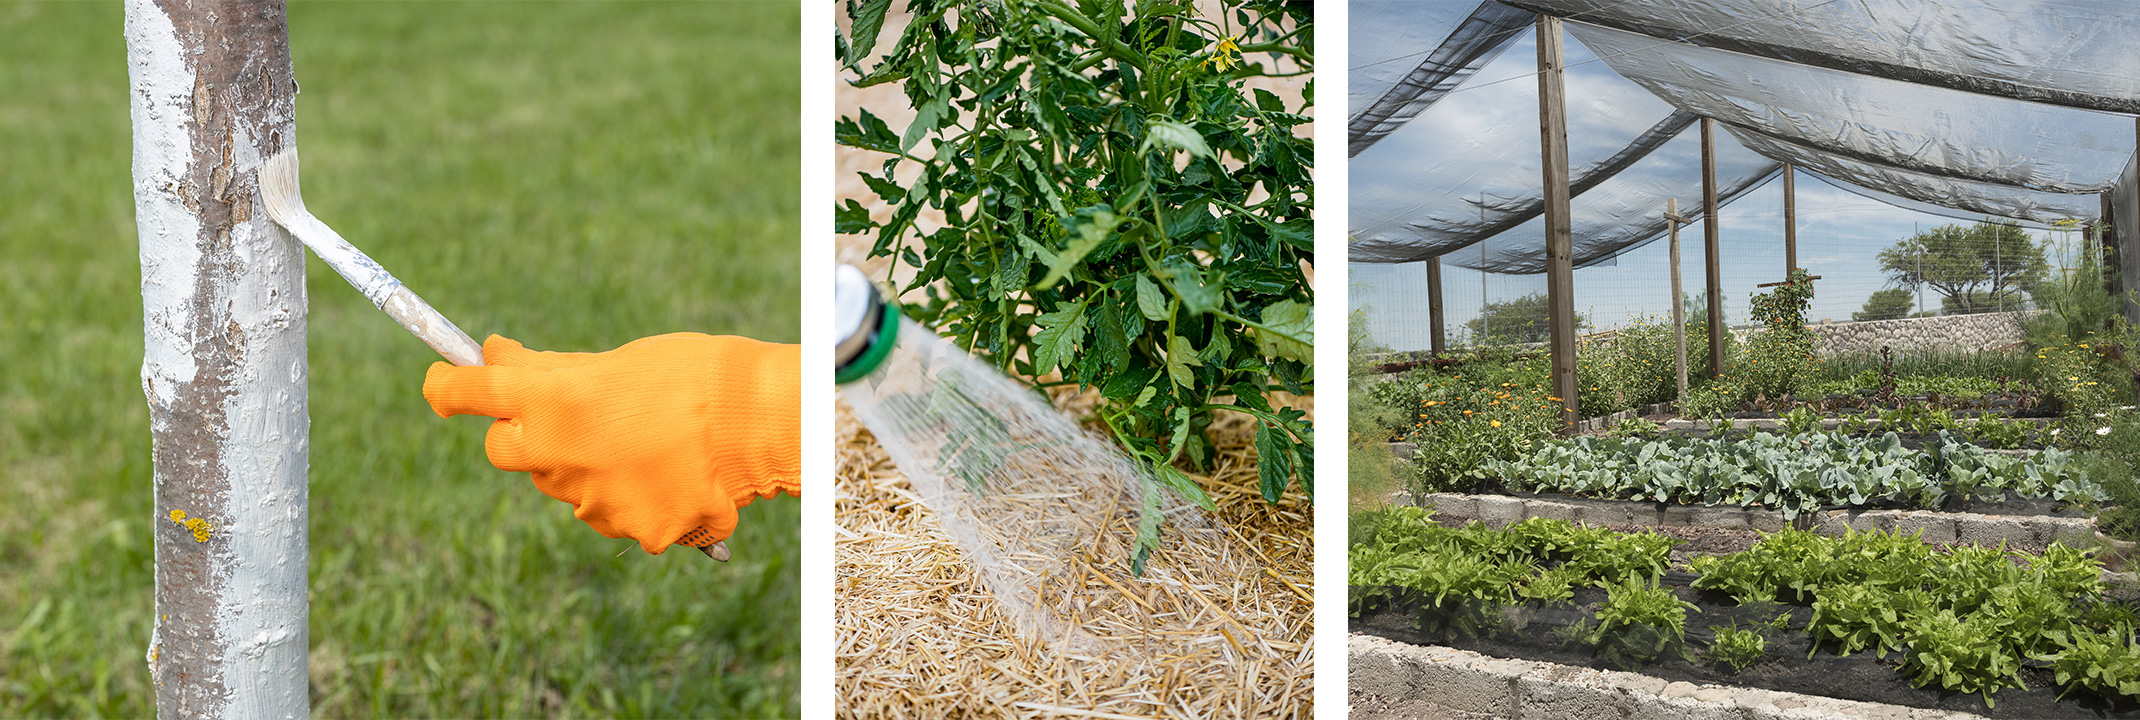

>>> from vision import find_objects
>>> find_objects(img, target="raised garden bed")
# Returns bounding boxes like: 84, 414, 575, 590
1463, 432, 2103, 521
1349, 510, 2140, 718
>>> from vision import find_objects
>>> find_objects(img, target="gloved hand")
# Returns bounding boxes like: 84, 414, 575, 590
423, 333, 800, 555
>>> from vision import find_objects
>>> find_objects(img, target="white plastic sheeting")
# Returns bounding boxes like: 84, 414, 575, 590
1349, 0, 1531, 157
1568, 22, 2135, 195
1351, 27, 1793, 270
1724, 129, 2102, 225
1499, 0, 2140, 114
1349, 0, 2140, 274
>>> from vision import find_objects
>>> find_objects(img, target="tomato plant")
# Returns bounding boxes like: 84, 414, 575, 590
837, 0, 1313, 568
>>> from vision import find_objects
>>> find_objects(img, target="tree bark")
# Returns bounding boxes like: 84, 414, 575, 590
125, 0, 308, 717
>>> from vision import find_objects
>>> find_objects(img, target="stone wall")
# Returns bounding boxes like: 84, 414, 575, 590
1354, 310, 2032, 372
1801, 310, 2030, 356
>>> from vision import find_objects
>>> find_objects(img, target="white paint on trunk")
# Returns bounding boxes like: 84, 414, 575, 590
209, 206, 309, 720
127, 0, 309, 716
127, 0, 199, 405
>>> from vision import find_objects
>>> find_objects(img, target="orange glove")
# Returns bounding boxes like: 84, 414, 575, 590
423, 333, 800, 554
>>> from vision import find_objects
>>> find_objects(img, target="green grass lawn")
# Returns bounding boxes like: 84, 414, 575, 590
0, 1, 799, 716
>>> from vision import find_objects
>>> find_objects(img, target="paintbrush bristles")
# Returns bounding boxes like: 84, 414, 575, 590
258, 148, 306, 228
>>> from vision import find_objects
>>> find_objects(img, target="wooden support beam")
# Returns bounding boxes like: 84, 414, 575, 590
1425, 256, 1446, 355
2106, 191, 2120, 299
1702, 117, 1724, 379
1783, 163, 1797, 273
1755, 275, 1821, 288
1666, 198, 1688, 403
1537, 13, 1578, 429
125, 0, 310, 716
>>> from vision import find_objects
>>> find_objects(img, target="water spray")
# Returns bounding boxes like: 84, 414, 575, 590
834, 266, 1260, 654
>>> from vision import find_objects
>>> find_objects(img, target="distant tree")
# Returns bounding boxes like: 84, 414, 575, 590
1877, 219, 2046, 315
1466, 293, 1586, 344
1940, 291, 2017, 315
1854, 288, 1913, 321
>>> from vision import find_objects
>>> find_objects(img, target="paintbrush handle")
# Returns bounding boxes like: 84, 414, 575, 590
279, 204, 485, 367
379, 284, 485, 367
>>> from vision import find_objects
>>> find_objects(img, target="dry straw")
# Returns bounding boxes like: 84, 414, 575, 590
835, 395, 1314, 719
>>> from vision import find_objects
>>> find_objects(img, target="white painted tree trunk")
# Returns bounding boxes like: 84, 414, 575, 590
125, 0, 309, 716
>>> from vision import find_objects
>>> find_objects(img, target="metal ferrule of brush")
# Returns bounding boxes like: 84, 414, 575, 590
833, 264, 899, 384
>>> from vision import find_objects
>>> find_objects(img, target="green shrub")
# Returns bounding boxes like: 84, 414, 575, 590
2019, 221, 2121, 351
1371, 357, 1563, 495
836, 0, 1316, 557
1350, 313, 1409, 506
1734, 269, 1821, 401
1816, 349, 2034, 385
1679, 379, 1743, 419
1578, 313, 1717, 414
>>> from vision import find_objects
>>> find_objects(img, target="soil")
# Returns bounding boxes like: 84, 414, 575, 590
1353, 579, 2140, 719
1348, 687, 1499, 720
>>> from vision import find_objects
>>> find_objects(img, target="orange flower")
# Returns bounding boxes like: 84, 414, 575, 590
1490, 420, 1503, 428
1464, 410, 1475, 415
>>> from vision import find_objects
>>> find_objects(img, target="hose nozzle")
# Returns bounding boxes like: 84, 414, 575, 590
833, 265, 898, 384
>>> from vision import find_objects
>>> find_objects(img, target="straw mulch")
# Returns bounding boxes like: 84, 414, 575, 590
835, 395, 1314, 719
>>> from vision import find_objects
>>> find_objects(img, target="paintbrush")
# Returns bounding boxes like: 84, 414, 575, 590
256, 148, 730, 562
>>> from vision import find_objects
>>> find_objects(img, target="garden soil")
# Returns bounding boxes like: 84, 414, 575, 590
1354, 573, 2140, 719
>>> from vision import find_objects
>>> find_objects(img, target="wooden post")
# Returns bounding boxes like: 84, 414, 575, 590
1666, 198, 1689, 403
126, 0, 309, 716
1783, 163, 1797, 273
1702, 117, 1725, 379
1426, 256, 1447, 355
1537, 13, 1578, 428
2105, 190, 2121, 301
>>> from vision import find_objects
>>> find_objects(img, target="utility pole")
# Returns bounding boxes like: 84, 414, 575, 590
1666, 198, 1690, 402
1702, 117, 1724, 378
1537, 12, 1578, 427
126, 0, 309, 716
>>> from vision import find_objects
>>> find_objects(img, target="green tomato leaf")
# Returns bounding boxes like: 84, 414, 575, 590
842, 0, 896, 69
1037, 206, 1120, 290
900, 95, 949, 153
1143, 119, 1213, 159
1253, 299, 1313, 362
1255, 424, 1295, 503
1135, 275, 1169, 322
1171, 264, 1223, 315
1031, 302, 1088, 376
1165, 333, 1202, 388
1155, 464, 1217, 512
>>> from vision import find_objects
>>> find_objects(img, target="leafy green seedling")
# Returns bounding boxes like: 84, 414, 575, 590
1706, 622, 1767, 674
